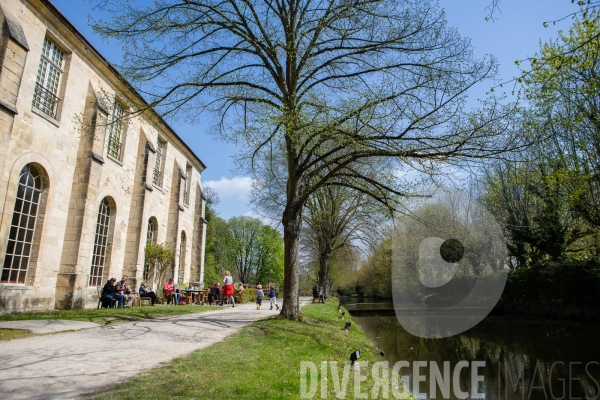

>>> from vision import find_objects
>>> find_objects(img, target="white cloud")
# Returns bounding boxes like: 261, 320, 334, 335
242, 210, 281, 229
203, 176, 254, 200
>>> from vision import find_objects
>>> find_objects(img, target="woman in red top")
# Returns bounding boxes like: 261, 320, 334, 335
163, 278, 180, 304
221, 270, 235, 307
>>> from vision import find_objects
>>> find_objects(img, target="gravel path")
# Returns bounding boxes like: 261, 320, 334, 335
0, 302, 281, 400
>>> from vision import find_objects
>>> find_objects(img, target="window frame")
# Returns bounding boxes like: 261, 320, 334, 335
143, 217, 158, 281
32, 37, 65, 119
183, 164, 192, 206
178, 231, 186, 283
88, 198, 113, 287
1, 165, 44, 285
107, 100, 125, 161
152, 138, 166, 187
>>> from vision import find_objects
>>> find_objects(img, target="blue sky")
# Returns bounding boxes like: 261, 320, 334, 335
50, 0, 576, 220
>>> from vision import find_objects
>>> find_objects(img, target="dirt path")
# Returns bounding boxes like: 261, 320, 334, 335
0, 302, 282, 399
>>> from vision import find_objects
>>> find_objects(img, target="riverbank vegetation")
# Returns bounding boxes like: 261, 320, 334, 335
93, 303, 402, 399
344, 13, 600, 321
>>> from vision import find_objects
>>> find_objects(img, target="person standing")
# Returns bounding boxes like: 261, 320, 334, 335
139, 281, 158, 305
115, 275, 135, 308
255, 284, 264, 310
268, 283, 279, 311
101, 278, 124, 308
220, 271, 235, 307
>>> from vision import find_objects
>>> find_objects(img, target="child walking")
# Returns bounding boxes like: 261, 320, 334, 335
255, 284, 264, 310
269, 283, 279, 310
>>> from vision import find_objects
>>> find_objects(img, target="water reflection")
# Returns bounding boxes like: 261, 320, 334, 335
351, 310, 600, 399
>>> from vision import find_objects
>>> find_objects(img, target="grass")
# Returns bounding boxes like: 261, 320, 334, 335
0, 304, 218, 327
0, 328, 33, 341
93, 302, 409, 399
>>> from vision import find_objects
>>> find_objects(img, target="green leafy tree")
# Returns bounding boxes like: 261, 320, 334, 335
357, 238, 392, 298
254, 225, 284, 286
202, 187, 229, 286
524, 13, 600, 233
144, 242, 176, 292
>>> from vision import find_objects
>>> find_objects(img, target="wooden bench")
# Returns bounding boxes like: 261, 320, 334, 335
312, 296, 321, 303
133, 293, 152, 307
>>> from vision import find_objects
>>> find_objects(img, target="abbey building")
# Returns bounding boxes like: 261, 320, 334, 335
0, 0, 207, 313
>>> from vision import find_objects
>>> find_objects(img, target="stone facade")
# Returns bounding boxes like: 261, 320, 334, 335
0, 0, 208, 314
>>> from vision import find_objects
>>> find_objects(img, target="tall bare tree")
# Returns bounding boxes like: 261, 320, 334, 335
93, 0, 521, 319
303, 184, 386, 295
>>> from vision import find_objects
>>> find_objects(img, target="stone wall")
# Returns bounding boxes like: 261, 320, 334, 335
0, 0, 207, 314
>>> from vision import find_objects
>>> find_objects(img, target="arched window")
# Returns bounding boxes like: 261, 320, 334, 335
147, 217, 157, 245
178, 231, 186, 282
144, 217, 158, 280
89, 198, 113, 286
2, 165, 44, 284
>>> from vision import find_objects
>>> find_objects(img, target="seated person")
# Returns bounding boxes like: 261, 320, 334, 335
101, 278, 124, 308
234, 282, 245, 304
312, 285, 319, 301
176, 288, 187, 304
209, 283, 221, 305
115, 275, 135, 308
163, 278, 180, 304
318, 286, 326, 303
139, 281, 158, 305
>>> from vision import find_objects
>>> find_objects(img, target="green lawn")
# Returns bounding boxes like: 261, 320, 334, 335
0, 304, 218, 327
93, 302, 410, 399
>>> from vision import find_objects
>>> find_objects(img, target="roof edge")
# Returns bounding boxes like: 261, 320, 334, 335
37, 0, 206, 171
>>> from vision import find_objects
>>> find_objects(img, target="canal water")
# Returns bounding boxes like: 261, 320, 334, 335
342, 297, 600, 400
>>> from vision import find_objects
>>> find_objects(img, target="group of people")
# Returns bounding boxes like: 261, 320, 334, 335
207, 270, 245, 307
100, 270, 280, 309
254, 283, 279, 310
313, 285, 326, 303
100, 275, 159, 308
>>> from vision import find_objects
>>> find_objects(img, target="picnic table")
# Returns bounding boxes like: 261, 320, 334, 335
184, 289, 208, 305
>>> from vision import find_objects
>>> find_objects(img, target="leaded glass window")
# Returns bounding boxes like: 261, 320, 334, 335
2, 165, 43, 284
89, 198, 112, 286
33, 38, 64, 118
107, 101, 124, 159
153, 140, 164, 186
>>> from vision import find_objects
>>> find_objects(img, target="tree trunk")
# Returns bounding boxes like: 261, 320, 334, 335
280, 110, 302, 320
317, 244, 332, 296
280, 204, 302, 320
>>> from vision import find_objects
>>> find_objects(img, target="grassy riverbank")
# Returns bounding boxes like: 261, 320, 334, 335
93, 302, 405, 399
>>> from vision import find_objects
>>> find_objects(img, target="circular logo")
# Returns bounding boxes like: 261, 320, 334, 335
391, 187, 508, 338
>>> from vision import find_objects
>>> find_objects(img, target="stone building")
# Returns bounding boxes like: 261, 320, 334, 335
0, 0, 208, 313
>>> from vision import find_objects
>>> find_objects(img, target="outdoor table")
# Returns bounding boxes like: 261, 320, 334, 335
184, 290, 207, 304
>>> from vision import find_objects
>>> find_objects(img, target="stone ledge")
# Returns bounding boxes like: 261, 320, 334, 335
0, 285, 33, 291
31, 106, 60, 127
107, 154, 123, 166
91, 152, 105, 164
3, 11, 30, 51
0, 99, 18, 115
